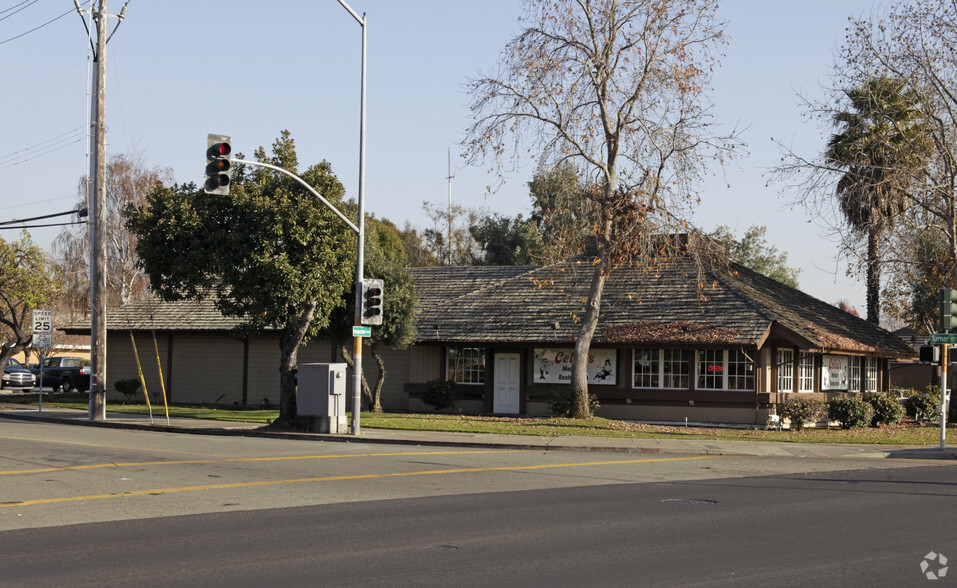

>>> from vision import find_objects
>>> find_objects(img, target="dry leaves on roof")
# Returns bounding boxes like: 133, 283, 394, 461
602, 321, 742, 344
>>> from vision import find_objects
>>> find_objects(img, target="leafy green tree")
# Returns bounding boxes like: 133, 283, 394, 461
0, 233, 62, 370
528, 162, 596, 264
125, 131, 355, 426
470, 213, 541, 265
397, 222, 439, 267
420, 202, 486, 266
328, 216, 418, 412
825, 76, 929, 324
713, 225, 801, 288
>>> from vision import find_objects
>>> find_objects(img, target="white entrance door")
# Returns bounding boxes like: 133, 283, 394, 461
493, 353, 521, 414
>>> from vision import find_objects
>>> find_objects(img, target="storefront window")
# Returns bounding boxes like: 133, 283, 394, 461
697, 350, 724, 390
633, 349, 660, 388
727, 350, 755, 390
865, 357, 878, 392
777, 349, 794, 393
633, 349, 689, 389
447, 347, 486, 384
798, 352, 815, 392
662, 349, 691, 389
848, 357, 861, 392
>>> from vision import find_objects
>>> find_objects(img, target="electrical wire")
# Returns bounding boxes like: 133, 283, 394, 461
0, 220, 86, 230
0, 195, 81, 211
0, 207, 86, 227
0, 126, 86, 171
0, 0, 37, 22
0, 0, 35, 15
0, 2, 84, 46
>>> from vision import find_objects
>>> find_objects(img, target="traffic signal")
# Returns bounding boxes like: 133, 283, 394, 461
361, 278, 384, 326
205, 133, 232, 195
941, 288, 957, 332
920, 345, 940, 363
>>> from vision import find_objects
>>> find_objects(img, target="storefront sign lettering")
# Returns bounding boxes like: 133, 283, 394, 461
533, 348, 617, 385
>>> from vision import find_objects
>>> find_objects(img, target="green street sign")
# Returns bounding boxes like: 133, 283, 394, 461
929, 333, 957, 345
352, 325, 372, 338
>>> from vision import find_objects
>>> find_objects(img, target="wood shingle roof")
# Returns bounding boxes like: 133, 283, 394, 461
411, 255, 914, 357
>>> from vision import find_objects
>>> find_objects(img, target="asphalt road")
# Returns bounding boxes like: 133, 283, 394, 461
2, 419, 956, 586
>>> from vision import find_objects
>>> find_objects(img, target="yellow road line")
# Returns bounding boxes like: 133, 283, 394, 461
0, 433, 232, 459
0, 449, 522, 476
1, 455, 722, 508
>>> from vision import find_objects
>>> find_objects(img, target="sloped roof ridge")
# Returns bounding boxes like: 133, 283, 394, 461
427, 264, 542, 302
708, 261, 777, 325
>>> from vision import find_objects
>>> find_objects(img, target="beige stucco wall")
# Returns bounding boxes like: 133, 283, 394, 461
409, 345, 441, 383
105, 332, 170, 402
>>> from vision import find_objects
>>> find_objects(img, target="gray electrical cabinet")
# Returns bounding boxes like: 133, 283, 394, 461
296, 363, 348, 434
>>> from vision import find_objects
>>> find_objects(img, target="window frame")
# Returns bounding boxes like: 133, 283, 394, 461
848, 356, 861, 392
864, 356, 879, 393
632, 349, 690, 390
777, 348, 794, 393
695, 349, 755, 391
798, 352, 815, 393
446, 346, 487, 384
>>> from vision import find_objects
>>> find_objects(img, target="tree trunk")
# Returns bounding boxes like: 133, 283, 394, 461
865, 229, 881, 325
276, 301, 315, 427
571, 260, 607, 418
369, 341, 385, 413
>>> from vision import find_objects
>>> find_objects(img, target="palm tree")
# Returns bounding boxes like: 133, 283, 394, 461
826, 76, 929, 324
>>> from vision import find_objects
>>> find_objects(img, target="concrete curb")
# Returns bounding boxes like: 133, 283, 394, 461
2, 405, 956, 460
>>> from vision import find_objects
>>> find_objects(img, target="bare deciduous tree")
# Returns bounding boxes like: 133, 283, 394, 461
53, 151, 174, 317
775, 0, 957, 329
464, 0, 740, 417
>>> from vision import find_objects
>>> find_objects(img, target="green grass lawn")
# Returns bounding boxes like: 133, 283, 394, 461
2, 394, 948, 445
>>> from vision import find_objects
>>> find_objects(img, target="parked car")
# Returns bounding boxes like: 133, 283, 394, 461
2, 358, 36, 391
31, 356, 91, 393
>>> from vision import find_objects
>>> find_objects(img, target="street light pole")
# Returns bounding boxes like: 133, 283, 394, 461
337, 0, 367, 435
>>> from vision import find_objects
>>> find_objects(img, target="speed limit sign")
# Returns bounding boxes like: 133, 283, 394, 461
33, 309, 52, 334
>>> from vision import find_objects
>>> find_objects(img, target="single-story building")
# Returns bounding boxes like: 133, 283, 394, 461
68, 244, 914, 425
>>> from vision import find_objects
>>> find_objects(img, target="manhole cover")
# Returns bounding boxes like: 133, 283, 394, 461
661, 498, 717, 505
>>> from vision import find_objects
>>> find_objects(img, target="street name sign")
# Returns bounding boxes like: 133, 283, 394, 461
929, 333, 957, 345
352, 325, 372, 338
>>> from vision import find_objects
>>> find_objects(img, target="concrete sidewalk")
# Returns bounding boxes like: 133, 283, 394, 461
2, 402, 956, 461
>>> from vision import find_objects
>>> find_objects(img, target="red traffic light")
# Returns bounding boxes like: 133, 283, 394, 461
207, 142, 231, 158
205, 134, 233, 195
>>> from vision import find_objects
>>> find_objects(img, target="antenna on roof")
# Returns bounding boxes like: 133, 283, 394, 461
447, 147, 455, 266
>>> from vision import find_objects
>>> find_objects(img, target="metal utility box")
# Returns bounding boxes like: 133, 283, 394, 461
296, 363, 347, 434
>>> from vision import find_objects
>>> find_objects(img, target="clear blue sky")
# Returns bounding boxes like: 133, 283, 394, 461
1, 0, 881, 314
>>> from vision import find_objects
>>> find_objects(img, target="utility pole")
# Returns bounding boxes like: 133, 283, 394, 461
75, 0, 126, 420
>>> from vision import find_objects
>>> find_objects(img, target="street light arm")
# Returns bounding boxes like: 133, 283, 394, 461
232, 158, 360, 234
337, 0, 365, 25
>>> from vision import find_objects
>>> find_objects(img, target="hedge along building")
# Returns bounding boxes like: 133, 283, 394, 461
406, 248, 915, 425
70, 246, 913, 425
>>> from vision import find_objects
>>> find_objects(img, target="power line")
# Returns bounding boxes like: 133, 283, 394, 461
0, 207, 86, 226
0, 220, 86, 230
0, 0, 37, 22
0, 126, 86, 163
0, 195, 80, 212
0, 127, 86, 171
0, 2, 83, 46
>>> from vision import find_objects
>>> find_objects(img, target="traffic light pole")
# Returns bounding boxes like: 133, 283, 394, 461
941, 344, 948, 450
338, 0, 367, 436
